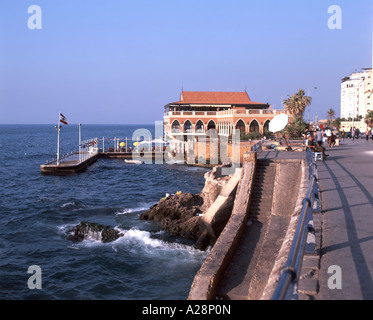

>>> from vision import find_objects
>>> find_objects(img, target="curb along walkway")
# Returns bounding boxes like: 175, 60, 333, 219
315, 139, 373, 299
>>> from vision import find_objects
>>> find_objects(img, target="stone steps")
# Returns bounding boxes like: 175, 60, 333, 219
248, 162, 276, 221
215, 159, 302, 300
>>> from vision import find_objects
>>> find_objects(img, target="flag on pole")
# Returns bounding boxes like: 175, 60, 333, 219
59, 113, 68, 125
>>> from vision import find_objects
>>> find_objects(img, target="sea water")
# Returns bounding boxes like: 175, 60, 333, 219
0, 124, 209, 299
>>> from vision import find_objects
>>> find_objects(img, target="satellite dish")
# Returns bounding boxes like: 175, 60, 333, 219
269, 114, 289, 133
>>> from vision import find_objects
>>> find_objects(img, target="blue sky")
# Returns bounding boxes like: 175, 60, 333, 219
1, 0, 373, 124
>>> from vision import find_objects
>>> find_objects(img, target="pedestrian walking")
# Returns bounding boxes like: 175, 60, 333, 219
366, 129, 370, 141
325, 127, 332, 148
315, 129, 323, 146
341, 130, 345, 141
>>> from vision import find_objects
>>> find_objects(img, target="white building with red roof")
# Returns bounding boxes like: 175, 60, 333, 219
163, 91, 290, 139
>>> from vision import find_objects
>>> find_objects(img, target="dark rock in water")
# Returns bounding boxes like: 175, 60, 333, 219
140, 193, 204, 241
140, 167, 234, 251
68, 221, 123, 243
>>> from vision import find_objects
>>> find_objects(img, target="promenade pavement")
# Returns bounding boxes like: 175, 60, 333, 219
315, 138, 373, 299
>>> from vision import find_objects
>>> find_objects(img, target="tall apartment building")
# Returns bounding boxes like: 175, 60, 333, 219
340, 68, 372, 131
340, 69, 369, 119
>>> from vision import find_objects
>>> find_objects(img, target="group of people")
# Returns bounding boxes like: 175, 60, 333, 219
305, 126, 373, 160
305, 128, 331, 160
342, 127, 373, 141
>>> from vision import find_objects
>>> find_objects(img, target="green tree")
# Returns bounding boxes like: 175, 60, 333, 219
281, 116, 310, 138
333, 117, 341, 130
365, 110, 373, 128
283, 89, 312, 116
327, 108, 336, 126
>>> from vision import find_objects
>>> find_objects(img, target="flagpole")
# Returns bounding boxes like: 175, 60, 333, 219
57, 113, 61, 166
79, 123, 82, 163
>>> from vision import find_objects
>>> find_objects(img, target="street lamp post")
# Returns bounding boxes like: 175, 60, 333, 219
308, 87, 318, 124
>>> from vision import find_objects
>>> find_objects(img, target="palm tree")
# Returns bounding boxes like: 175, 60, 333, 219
327, 108, 336, 126
333, 117, 341, 130
365, 110, 373, 128
282, 116, 310, 138
283, 89, 312, 116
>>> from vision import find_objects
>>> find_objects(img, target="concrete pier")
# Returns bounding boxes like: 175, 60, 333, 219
40, 153, 100, 175
40, 151, 155, 174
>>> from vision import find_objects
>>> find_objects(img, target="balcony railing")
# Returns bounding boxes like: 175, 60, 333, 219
165, 109, 287, 117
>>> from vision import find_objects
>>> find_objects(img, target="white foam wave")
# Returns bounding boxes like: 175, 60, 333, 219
61, 201, 76, 208
115, 203, 155, 215
115, 228, 207, 255
59, 221, 208, 257
58, 223, 76, 234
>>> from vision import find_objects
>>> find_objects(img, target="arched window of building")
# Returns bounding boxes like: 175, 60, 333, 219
263, 119, 271, 133
207, 120, 216, 131
196, 120, 204, 133
184, 120, 192, 133
171, 120, 181, 133
249, 119, 259, 133
235, 119, 246, 134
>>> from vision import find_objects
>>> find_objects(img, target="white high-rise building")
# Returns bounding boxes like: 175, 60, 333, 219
340, 69, 369, 120
340, 30, 373, 132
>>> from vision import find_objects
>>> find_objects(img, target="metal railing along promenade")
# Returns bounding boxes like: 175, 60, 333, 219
250, 140, 263, 152
272, 148, 319, 300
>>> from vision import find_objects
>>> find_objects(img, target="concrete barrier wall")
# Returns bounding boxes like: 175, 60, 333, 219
260, 159, 309, 300
188, 155, 256, 300
201, 167, 242, 242
194, 141, 256, 165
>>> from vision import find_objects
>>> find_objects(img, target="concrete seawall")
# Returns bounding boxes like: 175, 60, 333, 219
260, 158, 309, 299
188, 152, 308, 300
188, 153, 257, 300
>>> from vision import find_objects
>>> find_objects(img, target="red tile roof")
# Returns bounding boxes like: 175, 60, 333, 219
171, 91, 266, 105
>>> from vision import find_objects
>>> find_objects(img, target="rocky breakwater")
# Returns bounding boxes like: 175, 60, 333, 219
67, 221, 124, 243
140, 165, 239, 250
140, 192, 204, 240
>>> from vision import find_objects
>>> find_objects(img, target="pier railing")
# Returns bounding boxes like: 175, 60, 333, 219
44, 138, 99, 165
45, 152, 76, 165
78, 138, 99, 163
271, 148, 318, 300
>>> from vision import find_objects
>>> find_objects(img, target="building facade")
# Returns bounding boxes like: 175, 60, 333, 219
163, 91, 289, 140
340, 68, 372, 131
340, 70, 369, 119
